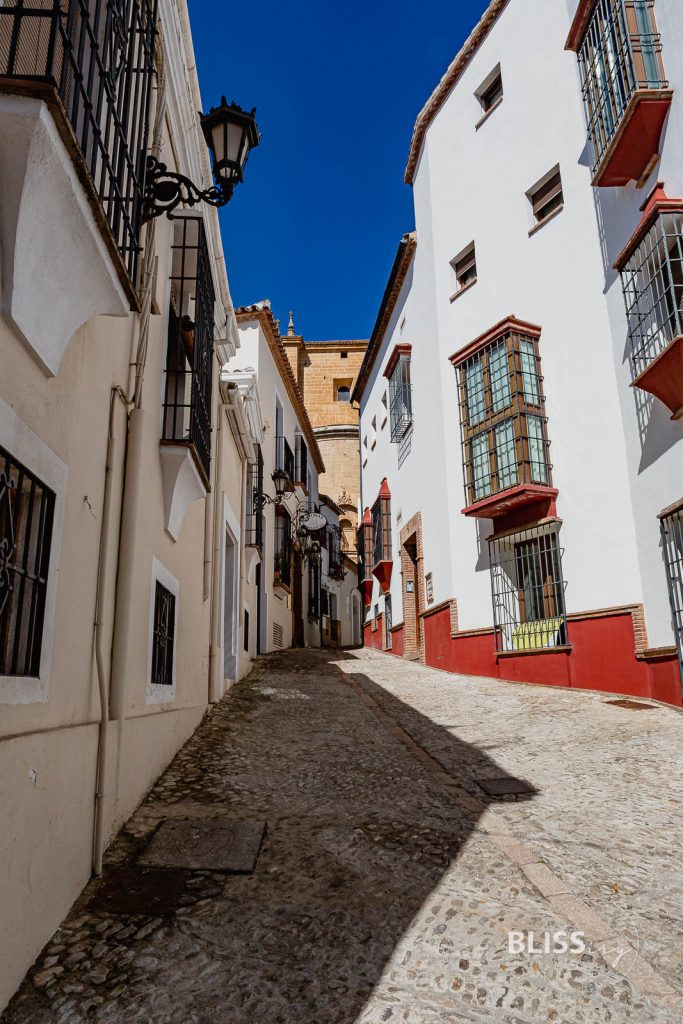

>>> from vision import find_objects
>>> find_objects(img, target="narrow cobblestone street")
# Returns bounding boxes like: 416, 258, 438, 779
5, 648, 683, 1023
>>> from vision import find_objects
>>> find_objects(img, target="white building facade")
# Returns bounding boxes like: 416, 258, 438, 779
356, 0, 683, 705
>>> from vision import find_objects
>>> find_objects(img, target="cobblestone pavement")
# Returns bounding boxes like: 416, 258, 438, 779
5, 648, 683, 1023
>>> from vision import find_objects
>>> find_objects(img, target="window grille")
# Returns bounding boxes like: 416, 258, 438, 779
245, 446, 264, 548
163, 217, 215, 481
384, 594, 393, 650
577, 0, 667, 173
308, 559, 320, 617
294, 435, 308, 484
0, 0, 157, 289
357, 519, 373, 582
326, 525, 342, 579
275, 435, 294, 481
619, 209, 683, 379
388, 354, 412, 442
659, 502, 683, 683
455, 328, 551, 507
372, 494, 392, 566
0, 446, 55, 677
151, 580, 175, 687
489, 522, 568, 653
274, 506, 292, 587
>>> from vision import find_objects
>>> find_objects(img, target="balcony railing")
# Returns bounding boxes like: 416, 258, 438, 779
0, 0, 157, 290
454, 323, 552, 515
274, 507, 292, 588
163, 217, 215, 482
619, 206, 683, 378
575, 0, 669, 184
245, 447, 264, 549
275, 435, 295, 483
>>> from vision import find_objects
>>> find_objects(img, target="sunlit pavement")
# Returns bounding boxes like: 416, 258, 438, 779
5, 647, 683, 1023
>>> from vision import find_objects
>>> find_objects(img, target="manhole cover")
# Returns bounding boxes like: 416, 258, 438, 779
476, 777, 535, 798
605, 699, 656, 710
88, 868, 187, 916
137, 819, 266, 873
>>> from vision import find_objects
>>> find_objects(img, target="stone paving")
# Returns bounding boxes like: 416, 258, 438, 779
4, 647, 683, 1023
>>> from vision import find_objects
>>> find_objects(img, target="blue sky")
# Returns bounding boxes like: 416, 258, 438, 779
188, 0, 488, 340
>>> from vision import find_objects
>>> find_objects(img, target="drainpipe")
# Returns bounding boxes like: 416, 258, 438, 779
209, 396, 225, 703
92, 385, 130, 876
203, 479, 213, 602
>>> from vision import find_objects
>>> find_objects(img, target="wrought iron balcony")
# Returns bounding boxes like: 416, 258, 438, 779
616, 185, 683, 419
0, 0, 157, 295
451, 318, 556, 523
162, 217, 215, 483
568, 0, 672, 187
371, 482, 392, 593
245, 448, 264, 549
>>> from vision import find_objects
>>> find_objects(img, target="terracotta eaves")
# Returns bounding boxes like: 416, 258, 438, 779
404, 0, 511, 184
235, 303, 325, 475
351, 232, 417, 405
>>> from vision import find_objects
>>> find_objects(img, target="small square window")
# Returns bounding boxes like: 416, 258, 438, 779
476, 65, 503, 125
451, 242, 477, 298
340, 351, 348, 359
528, 167, 564, 229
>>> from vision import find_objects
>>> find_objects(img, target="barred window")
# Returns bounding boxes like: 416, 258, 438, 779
489, 523, 568, 653
372, 493, 392, 566
245, 447, 264, 548
0, 0, 157, 289
618, 208, 683, 379
275, 435, 295, 480
577, 0, 667, 173
388, 354, 413, 442
384, 594, 393, 650
659, 502, 683, 681
357, 516, 373, 582
274, 507, 292, 587
294, 434, 308, 484
151, 581, 175, 688
164, 217, 215, 481
308, 559, 320, 618
456, 327, 551, 507
0, 447, 55, 677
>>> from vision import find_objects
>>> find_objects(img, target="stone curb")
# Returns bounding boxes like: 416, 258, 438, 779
340, 666, 683, 1013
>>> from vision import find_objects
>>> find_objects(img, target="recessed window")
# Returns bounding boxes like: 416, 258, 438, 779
451, 242, 477, 298
151, 581, 176, 688
340, 351, 348, 359
336, 386, 351, 402
476, 65, 503, 125
528, 167, 564, 229
0, 447, 55, 678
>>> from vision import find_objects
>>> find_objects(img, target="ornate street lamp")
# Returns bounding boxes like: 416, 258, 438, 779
271, 467, 289, 502
142, 98, 260, 222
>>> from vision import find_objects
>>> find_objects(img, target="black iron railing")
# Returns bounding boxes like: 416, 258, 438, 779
245, 447, 264, 549
163, 217, 215, 481
274, 507, 292, 587
577, 0, 667, 173
619, 209, 683, 379
151, 580, 175, 687
0, 445, 55, 677
659, 502, 683, 684
489, 522, 568, 654
388, 354, 413, 442
0, 0, 157, 288
372, 495, 391, 566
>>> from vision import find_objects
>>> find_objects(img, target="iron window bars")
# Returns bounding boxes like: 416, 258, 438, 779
659, 502, 683, 683
384, 594, 393, 650
163, 217, 215, 482
357, 519, 373, 583
151, 580, 175, 687
372, 494, 391, 567
274, 506, 292, 588
308, 558, 320, 618
456, 329, 551, 507
388, 353, 413, 443
275, 435, 295, 483
0, 446, 55, 677
0, 0, 157, 290
326, 525, 344, 580
294, 434, 308, 485
619, 208, 683, 379
245, 446, 264, 549
577, 0, 667, 174
489, 522, 568, 654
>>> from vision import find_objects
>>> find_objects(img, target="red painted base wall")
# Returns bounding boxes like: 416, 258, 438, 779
363, 617, 385, 651
421, 606, 682, 708
390, 626, 404, 658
